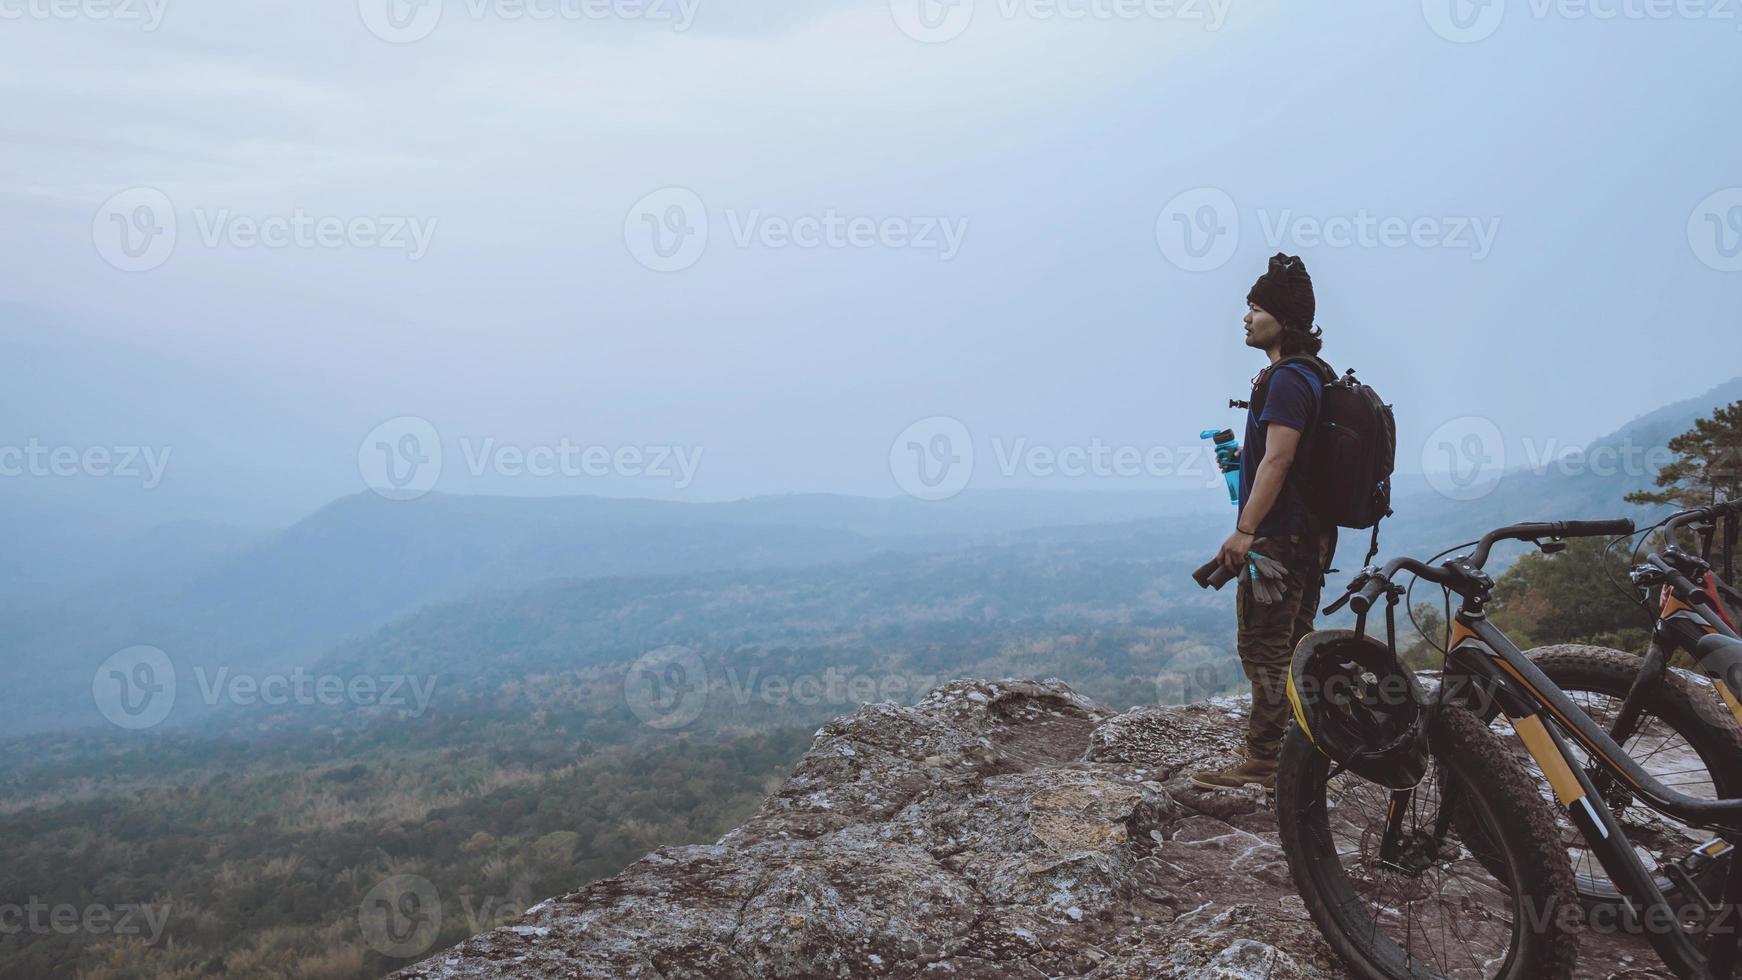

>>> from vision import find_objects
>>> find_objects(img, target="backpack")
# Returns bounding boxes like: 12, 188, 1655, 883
1249, 355, 1397, 564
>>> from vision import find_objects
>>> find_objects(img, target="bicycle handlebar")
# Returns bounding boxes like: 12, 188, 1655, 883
1469, 519, 1638, 567
1350, 558, 1438, 614
1340, 518, 1637, 615
1334, 508, 1733, 622
1664, 499, 1742, 538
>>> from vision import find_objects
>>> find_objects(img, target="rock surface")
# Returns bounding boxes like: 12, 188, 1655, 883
394, 679, 1669, 980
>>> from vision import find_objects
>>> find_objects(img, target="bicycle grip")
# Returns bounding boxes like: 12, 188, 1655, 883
1556, 519, 1635, 538
1193, 557, 1237, 591
1349, 576, 1388, 615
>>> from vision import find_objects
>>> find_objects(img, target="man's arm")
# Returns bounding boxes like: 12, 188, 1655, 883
1219, 423, 1302, 572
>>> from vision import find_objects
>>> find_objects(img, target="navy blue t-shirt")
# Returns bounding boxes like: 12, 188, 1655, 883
1237, 363, 1322, 538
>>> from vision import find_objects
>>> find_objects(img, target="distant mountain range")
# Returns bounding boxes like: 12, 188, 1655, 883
0, 489, 1216, 737
3, 377, 1736, 739
1374, 375, 1742, 569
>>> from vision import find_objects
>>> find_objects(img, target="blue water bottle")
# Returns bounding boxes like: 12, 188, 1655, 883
1200, 429, 1240, 505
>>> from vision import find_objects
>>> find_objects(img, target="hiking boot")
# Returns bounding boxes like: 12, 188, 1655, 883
1189, 755, 1278, 791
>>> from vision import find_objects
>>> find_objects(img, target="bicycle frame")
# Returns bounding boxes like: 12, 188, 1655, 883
1444, 609, 1742, 979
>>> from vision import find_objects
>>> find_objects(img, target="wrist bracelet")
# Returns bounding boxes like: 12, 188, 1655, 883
1237, 526, 1255, 536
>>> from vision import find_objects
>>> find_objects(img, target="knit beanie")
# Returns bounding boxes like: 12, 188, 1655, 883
1246, 253, 1315, 331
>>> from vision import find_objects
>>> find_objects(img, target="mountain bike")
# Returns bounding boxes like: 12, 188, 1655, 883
1278, 518, 1742, 980
1476, 501, 1742, 915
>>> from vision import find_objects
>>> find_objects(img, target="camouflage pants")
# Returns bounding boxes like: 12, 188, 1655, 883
1236, 531, 1328, 761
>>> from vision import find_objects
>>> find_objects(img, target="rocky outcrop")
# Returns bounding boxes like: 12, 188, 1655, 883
393, 679, 1667, 980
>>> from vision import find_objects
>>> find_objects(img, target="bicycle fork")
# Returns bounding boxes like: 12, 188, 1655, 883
1606, 639, 1673, 749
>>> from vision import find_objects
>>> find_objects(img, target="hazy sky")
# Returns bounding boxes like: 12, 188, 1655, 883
3, 0, 1740, 526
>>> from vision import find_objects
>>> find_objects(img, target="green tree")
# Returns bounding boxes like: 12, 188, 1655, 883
1626, 400, 1742, 508
1489, 537, 1651, 650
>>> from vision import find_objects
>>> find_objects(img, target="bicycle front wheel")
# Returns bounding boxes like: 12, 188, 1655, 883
1277, 704, 1578, 980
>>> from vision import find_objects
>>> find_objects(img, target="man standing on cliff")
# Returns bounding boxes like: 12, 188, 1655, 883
1191, 253, 1331, 793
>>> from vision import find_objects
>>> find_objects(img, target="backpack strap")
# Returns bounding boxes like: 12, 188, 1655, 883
1248, 356, 1341, 578
1248, 355, 1331, 481
1248, 355, 1334, 421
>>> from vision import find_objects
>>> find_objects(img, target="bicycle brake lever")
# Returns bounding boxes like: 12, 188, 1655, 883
1324, 568, 1376, 616
1629, 563, 1667, 588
